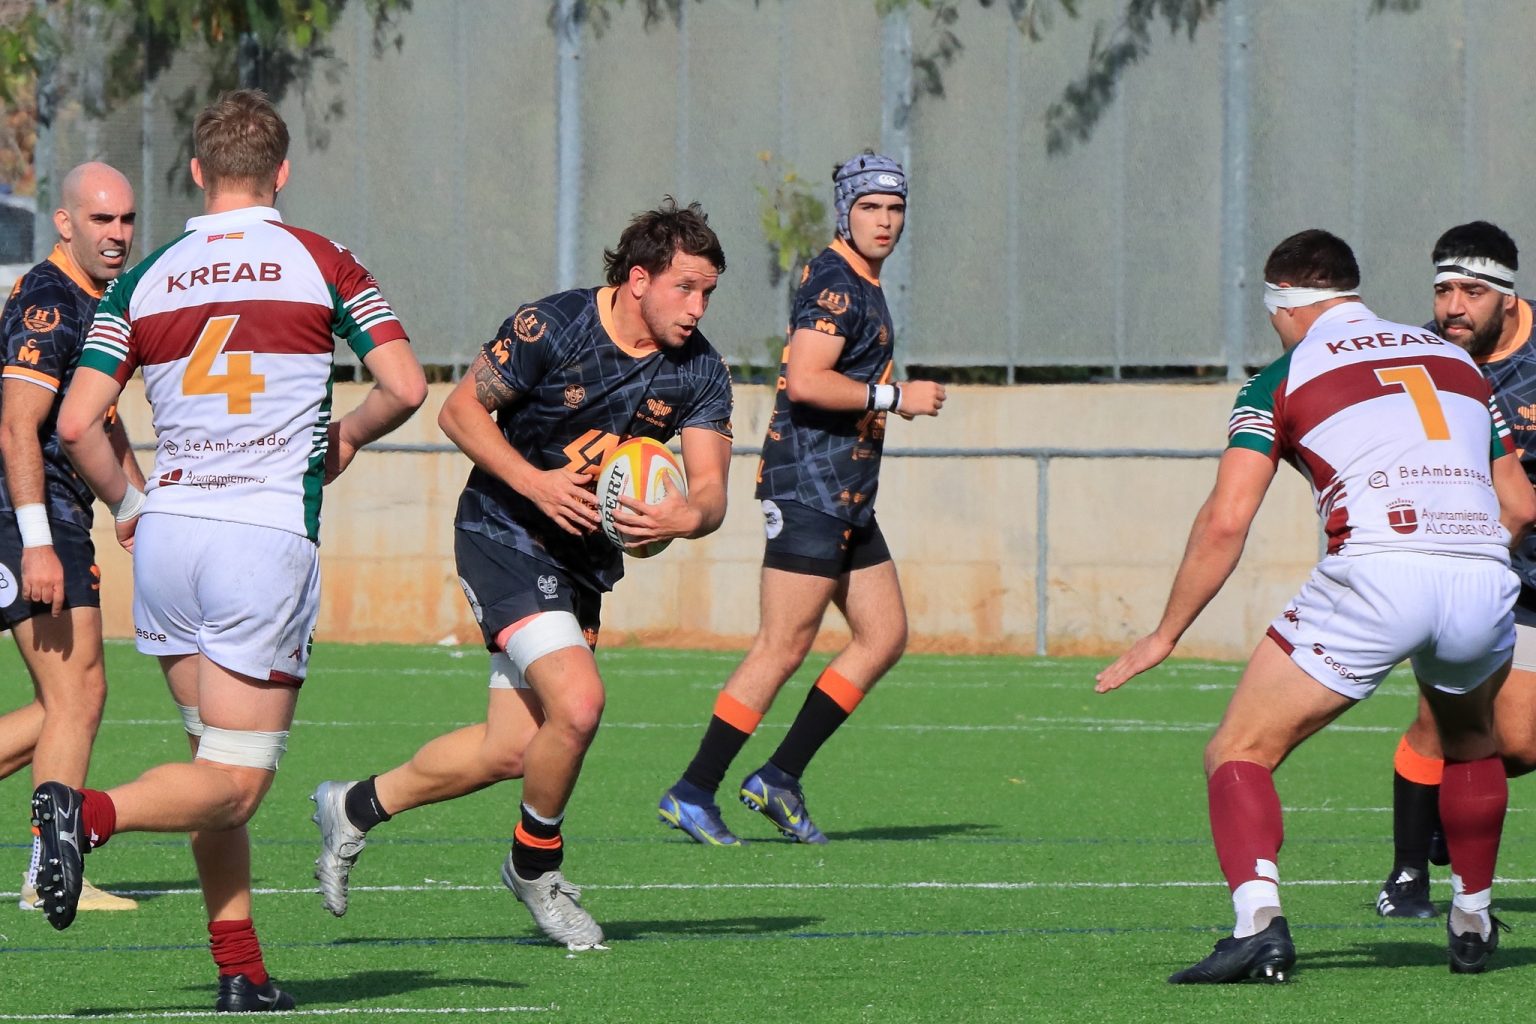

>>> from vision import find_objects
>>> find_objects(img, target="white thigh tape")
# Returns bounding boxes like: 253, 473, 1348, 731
488, 651, 527, 690
197, 726, 288, 771
502, 611, 586, 679
176, 703, 205, 738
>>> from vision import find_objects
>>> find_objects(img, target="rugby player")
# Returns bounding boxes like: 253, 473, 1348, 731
657, 152, 945, 846
32, 90, 427, 1012
1376, 221, 1536, 919
1, 162, 142, 914
1097, 229, 1535, 981
309, 200, 733, 950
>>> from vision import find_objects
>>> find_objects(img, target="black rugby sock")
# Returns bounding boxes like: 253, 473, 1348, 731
769, 687, 851, 779
682, 717, 754, 796
344, 775, 392, 833
1392, 771, 1439, 876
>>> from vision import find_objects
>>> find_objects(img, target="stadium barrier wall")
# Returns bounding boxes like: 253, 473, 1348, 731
94, 381, 1322, 661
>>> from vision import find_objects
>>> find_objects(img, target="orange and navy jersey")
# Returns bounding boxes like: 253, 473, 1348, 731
755, 238, 894, 526
455, 286, 733, 593
81, 206, 408, 542
1228, 302, 1511, 561
1449, 299, 1536, 593
0, 245, 108, 528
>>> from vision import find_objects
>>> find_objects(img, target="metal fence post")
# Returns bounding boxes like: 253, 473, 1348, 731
1036, 453, 1049, 657
1220, 0, 1251, 381
881, 5, 912, 377
554, 0, 582, 292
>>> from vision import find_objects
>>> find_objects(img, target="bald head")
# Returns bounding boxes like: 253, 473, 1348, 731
54, 162, 136, 291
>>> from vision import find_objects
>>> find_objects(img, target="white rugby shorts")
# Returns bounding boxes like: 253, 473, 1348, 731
1266, 552, 1517, 701
132, 512, 321, 684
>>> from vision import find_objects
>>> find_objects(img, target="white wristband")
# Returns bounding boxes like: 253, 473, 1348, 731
871, 383, 900, 412
15, 504, 52, 548
108, 484, 146, 523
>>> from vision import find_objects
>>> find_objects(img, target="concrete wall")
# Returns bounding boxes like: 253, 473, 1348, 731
92, 380, 1321, 661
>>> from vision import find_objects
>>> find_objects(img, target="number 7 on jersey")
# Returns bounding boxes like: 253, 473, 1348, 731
1374, 364, 1450, 441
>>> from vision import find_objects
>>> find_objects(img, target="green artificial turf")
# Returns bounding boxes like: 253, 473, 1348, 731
0, 642, 1530, 1021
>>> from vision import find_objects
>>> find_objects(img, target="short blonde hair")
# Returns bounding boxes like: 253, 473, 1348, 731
193, 89, 289, 193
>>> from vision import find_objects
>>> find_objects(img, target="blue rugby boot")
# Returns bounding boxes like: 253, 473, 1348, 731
659, 785, 742, 846
739, 765, 828, 844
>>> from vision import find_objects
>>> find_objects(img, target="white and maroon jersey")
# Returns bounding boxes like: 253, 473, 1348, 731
1228, 302, 1512, 561
80, 207, 408, 542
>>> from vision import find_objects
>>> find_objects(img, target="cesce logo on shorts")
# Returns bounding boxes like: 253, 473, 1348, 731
135, 626, 168, 643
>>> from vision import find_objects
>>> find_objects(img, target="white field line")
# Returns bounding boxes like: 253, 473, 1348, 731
104, 715, 1414, 735
10, 877, 1536, 902
0, 1009, 549, 1021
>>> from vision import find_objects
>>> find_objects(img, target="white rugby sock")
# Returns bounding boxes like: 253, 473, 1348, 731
1232, 879, 1281, 938
1451, 885, 1492, 940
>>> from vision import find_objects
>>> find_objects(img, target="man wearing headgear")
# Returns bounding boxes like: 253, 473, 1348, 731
1376, 221, 1536, 920
658, 151, 946, 846
1098, 228, 1532, 981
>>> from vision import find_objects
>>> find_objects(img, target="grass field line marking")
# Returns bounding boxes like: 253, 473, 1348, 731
1284, 804, 1529, 814
12, 876, 1536, 902
100, 716, 1283, 734
0, 1008, 549, 1021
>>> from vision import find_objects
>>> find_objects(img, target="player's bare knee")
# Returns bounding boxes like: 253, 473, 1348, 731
194, 726, 287, 821
1203, 736, 1280, 777
543, 691, 605, 748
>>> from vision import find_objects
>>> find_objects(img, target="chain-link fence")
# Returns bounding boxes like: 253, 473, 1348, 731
21, 0, 1536, 377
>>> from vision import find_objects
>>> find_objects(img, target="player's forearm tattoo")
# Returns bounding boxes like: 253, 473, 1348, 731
471, 353, 517, 412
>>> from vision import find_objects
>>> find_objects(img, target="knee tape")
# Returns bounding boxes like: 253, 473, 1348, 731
196, 726, 289, 771
489, 611, 586, 689
176, 703, 205, 738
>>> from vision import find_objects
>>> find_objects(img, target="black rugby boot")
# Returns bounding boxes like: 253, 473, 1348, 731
1168, 917, 1295, 984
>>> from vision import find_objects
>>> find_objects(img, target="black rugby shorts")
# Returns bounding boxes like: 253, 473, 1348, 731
759, 499, 892, 579
0, 518, 101, 629
454, 527, 601, 652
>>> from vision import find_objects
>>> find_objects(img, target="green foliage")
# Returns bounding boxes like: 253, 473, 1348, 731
2, 1, 411, 118
754, 151, 828, 287
549, 0, 699, 35
0, 6, 53, 110
1045, 0, 1418, 154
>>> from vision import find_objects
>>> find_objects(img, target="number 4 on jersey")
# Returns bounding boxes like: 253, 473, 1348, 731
562, 429, 621, 475
183, 314, 266, 414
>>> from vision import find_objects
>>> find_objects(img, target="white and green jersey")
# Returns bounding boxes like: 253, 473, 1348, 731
81, 207, 408, 541
1228, 302, 1512, 561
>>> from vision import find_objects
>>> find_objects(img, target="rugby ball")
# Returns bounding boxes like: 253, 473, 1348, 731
596, 437, 687, 558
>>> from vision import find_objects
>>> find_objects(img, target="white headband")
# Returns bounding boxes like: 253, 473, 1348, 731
1434, 256, 1516, 295
1262, 282, 1358, 315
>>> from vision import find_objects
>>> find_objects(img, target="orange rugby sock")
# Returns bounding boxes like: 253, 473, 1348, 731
1395, 736, 1445, 786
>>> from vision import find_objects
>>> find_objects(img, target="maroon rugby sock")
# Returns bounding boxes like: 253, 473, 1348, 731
1440, 756, 1506, 896
209, 917, 269, 984
1207, 760, 1284, 891
80, 788, 117, 851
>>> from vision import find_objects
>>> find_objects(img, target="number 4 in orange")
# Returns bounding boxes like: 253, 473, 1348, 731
183, 314, 266, 414
1374, 364, 1450, 441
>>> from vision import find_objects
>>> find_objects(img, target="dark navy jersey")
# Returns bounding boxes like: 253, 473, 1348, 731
0, 246, 106, 529
1434, 300, 1536, 597
455, 286, 733, 593
755, 238, 895, 526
